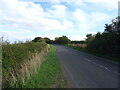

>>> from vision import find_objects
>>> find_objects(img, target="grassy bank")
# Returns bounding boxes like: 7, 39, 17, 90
67, 45, 119, 62
17, 45, 67, 88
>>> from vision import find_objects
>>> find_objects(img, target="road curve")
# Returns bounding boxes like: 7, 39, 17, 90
55, 45, 119, 88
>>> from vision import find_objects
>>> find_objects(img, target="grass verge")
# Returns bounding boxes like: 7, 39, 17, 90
21, 45, 67, 88
67, 45, 120, 62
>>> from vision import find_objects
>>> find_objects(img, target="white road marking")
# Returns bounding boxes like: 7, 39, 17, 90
87, 59, 91, 62
85, 58, 109, 71
85, 58, 91, 62
100, 65, 104, 68
100, 65, 109, 70
84, 58, 120, 75
104, 67, 108, 70
92, 62, 96, 64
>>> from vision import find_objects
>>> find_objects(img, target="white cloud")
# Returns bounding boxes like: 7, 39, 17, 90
0, 0, 73, 33
48, 5, 67, 18
73, 9, 111, 32
45, 0, 118, 10
0, 0, 118, 41
83, 0, 118, 10
72, 0, 119, 11
74, 9, 87, 23
68, 34, 86, 40
0, 30, 26, 42
0, 30, 60, 42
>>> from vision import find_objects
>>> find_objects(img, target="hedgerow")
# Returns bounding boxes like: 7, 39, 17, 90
2, 40, 49, 88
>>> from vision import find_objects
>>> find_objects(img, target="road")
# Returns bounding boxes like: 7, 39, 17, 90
55, 45, 119, 88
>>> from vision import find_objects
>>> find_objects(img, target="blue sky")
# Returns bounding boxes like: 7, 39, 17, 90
0, 0, 119, 42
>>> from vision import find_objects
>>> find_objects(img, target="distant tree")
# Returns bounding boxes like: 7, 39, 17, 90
32, 37, 44, 42
86, 34, 92, 38
44, 37, 52, 44
86, 34, 95, 45
55, 35, 70, 45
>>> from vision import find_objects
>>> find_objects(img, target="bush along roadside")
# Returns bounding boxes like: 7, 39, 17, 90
18, 45, 67, 88
2, 41, 50, 88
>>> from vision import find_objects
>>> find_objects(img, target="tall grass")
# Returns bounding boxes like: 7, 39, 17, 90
21, 45, 67, 88
2, 40, 50, 88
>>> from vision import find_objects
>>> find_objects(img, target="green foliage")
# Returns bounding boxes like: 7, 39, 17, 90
2, 40, 47, 87
55, 35, 70, 45
71, 40, 85, 44
67, 45, 85, 52
86, 17, 120, 60
67, 45, 119, 62
85, 34, 95, 44
104, 24, 113, 33
32, 37, 43, 42
16, 45, 67, 88
44, 37, 53, 44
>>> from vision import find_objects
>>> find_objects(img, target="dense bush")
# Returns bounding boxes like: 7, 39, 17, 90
86, 32, 119, 58
2, 40, 48, 87
86, 17, 120, 60
32, 37, 43, 42
44, 37, 53, 44
54, 35, 70, 45
71, 40, 85, 44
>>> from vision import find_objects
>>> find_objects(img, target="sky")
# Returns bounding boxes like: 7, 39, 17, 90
0, 0, 119, 42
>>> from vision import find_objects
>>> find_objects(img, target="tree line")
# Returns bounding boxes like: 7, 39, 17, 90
32, 36, 85, 45
32, 16, 120, 59
32, 35, 71, 45
85, 16, 120, 59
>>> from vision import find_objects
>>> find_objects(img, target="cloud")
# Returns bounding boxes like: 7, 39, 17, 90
39, 0, 118, 11
73, 9, 111, 32
68, 35, 86, 40
48, 5, 67, 18
84, 0, 118, 10
0, 0, 73, 32
71, 0, 119, 11
0, 30, 26, 42
0, 0, 118, 41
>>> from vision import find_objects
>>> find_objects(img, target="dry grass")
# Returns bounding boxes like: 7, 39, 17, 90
68, 44, 86, 48
3, 44, 50, 88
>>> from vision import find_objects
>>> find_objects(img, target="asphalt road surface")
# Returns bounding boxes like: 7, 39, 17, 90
55, 45, 119, 88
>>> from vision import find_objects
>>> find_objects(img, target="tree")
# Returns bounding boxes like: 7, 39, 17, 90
85, 17, 120, 59
32, 37, 46, 43
104, 24, 112, 33
55, 35, 70, 45
86, 34, 95, 45
44, 37, 52, 44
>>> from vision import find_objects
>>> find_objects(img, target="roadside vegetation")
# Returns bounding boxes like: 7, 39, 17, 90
67, 17, 120, 62
2, 38, 67, 88
2, 16, 119, 88
2, 39, 49, 88
40, 16, 119, 62
21, 45, 67, 88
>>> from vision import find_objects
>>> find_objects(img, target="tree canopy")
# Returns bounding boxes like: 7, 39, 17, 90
55, 35, 70, 45
85, 17, 120, 59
